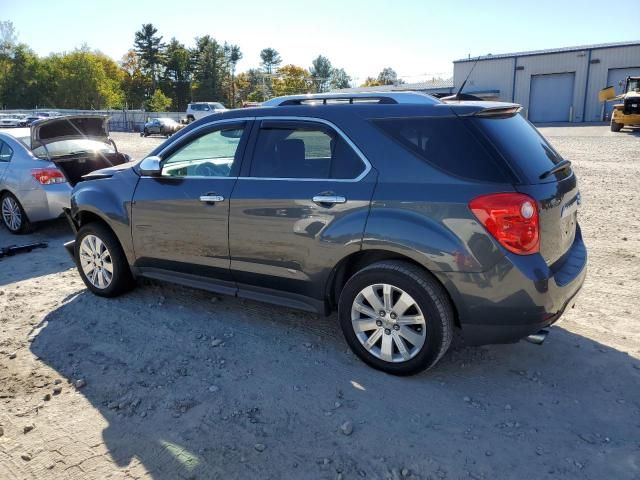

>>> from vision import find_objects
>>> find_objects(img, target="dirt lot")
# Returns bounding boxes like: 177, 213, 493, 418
1, 126, 639, 480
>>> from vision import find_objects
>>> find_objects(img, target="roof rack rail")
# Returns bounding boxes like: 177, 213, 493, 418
262, 91, 440, 107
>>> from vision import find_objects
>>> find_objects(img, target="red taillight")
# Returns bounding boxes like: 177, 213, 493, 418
31, 168, 67, 185
469, 193, 539, 255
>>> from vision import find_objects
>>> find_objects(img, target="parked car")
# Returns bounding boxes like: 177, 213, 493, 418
185, 102, 227, 123
62, 92, 586, 375
142, 117, 183, 137
34, 111, 61, 118
0, 114, 26, 128
0, 115, 128, 234
18, 115, 47, 127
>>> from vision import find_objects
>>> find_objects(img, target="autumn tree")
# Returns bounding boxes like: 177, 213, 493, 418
147, 89, 172, 111
272, 64, 312, 97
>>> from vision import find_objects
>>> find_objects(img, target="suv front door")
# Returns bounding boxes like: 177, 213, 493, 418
132, 121, 252, 291
229, 118, 376, 312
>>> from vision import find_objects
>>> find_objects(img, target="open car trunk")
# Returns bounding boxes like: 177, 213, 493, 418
52, 152, 129, 187
31, 115, 128, 186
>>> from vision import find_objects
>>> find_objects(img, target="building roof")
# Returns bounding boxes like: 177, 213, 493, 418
454, 40, 640, 63
334, 78, 454, 93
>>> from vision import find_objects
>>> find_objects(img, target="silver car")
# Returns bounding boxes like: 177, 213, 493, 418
0, 115, 128, 234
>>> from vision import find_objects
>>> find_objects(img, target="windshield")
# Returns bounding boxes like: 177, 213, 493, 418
628, 79, 640, 92
32, 138, 114, 159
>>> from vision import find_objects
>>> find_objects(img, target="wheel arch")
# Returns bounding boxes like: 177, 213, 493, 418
326, 248, 461, 328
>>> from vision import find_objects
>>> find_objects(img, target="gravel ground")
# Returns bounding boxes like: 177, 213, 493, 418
1, 126, 639, 480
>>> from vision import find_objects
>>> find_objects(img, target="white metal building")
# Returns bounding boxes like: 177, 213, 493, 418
454, 41, 640, 122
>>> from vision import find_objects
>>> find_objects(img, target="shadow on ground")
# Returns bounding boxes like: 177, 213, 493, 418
30, 283, 640, 480
0, 219, 73, 286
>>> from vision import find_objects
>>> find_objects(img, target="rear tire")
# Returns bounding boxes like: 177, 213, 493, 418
143, 128, 149, 137
75, 223, 134, 297
338, 261, 454, 375
610, 118, 623, 132
1, 192, 32, 234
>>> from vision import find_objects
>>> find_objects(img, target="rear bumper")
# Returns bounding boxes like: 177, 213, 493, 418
435, 227, 587, 346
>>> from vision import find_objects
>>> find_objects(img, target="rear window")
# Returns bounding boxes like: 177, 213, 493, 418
473, 114, 569, 183
373, 117, 510, 183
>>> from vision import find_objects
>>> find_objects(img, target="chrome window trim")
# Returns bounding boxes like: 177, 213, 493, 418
146, 117, 256, 180
242, 116, 371, 183
150, 115, 372, 183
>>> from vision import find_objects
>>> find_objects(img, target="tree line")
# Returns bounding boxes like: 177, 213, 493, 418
0, 21, 405, 112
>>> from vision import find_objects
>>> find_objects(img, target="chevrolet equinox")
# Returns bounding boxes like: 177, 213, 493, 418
60, 92, 587, 375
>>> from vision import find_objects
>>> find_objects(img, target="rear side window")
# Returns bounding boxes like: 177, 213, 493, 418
250, 123, 365, 179
373, 117, 509, 183
473, 114, 568, 183
0, 141, 14, 162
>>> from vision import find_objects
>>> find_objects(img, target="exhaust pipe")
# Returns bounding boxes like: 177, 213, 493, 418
525, 329, 549, 345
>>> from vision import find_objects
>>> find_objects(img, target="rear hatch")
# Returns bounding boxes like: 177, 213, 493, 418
471, 112, 580, 266
31, 115, 128, 186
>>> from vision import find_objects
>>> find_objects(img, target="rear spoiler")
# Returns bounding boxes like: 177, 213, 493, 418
451, 103, 523, 118
473, 105, 522, 118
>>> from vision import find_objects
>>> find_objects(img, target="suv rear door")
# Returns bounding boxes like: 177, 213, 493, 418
131, 121, 251, 290
228, 118, 376, 312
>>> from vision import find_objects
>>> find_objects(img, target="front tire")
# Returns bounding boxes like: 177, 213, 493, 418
1, 192, 31, 234
610, 118, 623, 132
338, 261, 454, 375
75, 223, 134, 297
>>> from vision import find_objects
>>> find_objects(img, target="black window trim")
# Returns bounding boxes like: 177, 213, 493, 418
241, 116, 371, 182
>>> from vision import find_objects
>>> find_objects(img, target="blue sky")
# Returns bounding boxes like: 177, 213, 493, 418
2, 0, 638, 84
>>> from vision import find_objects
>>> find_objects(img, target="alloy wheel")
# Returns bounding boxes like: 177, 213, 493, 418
1, 196, 22, 231
79, 234, 113, 289
351, 283, 427, 363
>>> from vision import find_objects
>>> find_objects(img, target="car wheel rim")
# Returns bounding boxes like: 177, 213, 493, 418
351, 283, 426, 363
1, 197, 22, 231
79, 234, 113, 289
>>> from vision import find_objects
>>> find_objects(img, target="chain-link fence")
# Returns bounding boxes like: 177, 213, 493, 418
0, 109, 185, 132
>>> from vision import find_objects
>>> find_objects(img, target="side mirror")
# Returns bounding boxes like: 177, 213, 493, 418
139, 156, 162, 176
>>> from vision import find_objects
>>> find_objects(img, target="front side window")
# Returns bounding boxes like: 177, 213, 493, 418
161, 125, 245, 178
250, 122, 365, 179
0, 141, 13, 162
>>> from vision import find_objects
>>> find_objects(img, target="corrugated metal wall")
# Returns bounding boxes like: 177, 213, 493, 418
454, 44, 640, 123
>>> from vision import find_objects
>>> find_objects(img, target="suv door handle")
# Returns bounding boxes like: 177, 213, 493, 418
312, 195, 347, 205
200, 195, 225, 203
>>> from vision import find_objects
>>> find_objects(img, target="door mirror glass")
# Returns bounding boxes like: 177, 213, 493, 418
139, 156, 162, 176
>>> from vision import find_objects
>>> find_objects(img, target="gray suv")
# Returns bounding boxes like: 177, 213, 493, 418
60, 92, 586, 375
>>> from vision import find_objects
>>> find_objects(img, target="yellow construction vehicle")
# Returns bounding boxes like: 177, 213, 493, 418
599, 76, 640, 132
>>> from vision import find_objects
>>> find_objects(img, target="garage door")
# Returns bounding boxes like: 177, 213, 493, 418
529, 73, 575, 123
605, 67, 640, 118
